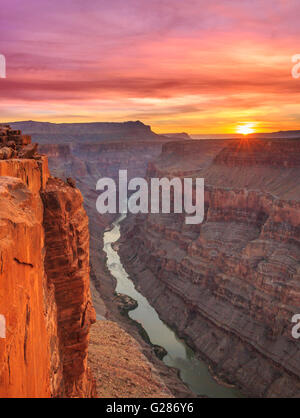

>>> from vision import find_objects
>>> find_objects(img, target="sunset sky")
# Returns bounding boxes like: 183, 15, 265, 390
1, 0, 300, 134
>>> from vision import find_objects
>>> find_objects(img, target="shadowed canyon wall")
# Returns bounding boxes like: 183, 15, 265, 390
118, 138, 300, 397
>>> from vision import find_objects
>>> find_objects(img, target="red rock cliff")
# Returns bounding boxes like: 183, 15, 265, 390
0, 126, 95, 397
42, 178, 96, 397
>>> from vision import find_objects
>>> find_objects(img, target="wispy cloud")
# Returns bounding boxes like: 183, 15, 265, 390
1, 0, 300, 132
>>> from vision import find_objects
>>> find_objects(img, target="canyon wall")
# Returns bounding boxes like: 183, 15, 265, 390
118, 138, 300, 397
39, 140, 166, 317
38, 137, 195, 397
0, 126, 179, 398
42, 177, 96, 397
0, 173, 56, 397
31, 123, 300, 397
14, 124, 169, 315
0, 126, 96, 397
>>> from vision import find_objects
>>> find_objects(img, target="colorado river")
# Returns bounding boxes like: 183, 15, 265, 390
103, 216, 242, 398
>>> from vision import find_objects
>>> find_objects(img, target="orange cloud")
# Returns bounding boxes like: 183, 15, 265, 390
1, 0, 300, 133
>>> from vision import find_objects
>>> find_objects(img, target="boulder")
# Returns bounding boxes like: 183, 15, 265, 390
18, 143, 38, 159
0, 147, 13, 160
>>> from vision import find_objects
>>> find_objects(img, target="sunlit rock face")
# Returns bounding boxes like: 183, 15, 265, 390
0, 174, 56, 398
118, 138, 300, 398
0, 127, 96, 398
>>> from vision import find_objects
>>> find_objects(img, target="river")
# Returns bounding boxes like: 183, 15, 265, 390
103, 216, 242, 398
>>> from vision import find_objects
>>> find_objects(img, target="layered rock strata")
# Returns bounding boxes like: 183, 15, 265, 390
118, 138, 300, 397
38, 138, 195, 397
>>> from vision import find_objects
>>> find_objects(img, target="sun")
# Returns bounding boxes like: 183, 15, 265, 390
236, 123, 255, 135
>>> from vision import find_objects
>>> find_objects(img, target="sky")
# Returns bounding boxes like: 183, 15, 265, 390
1, 0, 300, 134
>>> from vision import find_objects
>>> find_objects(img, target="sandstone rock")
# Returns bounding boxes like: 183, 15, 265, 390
0, 124, 32, 147
153, 345, 168, 360
0, 147, 13, 160
18, 143, 38, 159
6, 141, 16, 149
0, 140, 96, 397
0, 156, 50, 193
67, 177, 76, 188
0, 176, 61, 397
42, 177, 96, 398
115, 293, 138, 314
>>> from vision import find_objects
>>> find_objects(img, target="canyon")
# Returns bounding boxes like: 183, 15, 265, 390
6, 120, 300, 398
119, 138, 300, 397
0, 122, 190, 398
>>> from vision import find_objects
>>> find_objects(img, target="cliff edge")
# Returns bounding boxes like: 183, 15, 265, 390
0, 125, 96, 397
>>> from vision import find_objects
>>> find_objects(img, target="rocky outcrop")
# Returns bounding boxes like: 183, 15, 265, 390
118, 138, 300, 398
89, 321, 173, 398
0, 126, 96, 397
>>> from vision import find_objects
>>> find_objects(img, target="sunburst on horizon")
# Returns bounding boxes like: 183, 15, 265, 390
236, 123, 256, 135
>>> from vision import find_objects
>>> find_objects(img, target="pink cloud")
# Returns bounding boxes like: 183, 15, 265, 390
1, 0, 300, 131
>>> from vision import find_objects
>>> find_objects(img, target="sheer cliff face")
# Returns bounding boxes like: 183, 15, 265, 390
0, 174, 54, 397
42, 178, 96, 397
0, 154, 95, 397
118, 138, 300, 398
